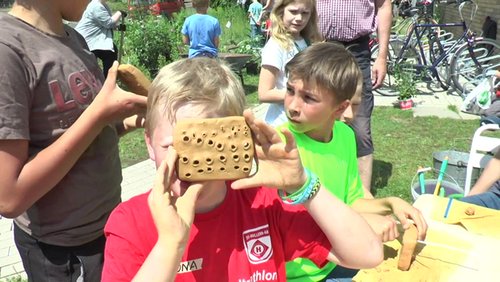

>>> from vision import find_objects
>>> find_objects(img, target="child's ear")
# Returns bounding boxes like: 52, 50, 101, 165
335, 100, 350, 115
144, 130, 156, 162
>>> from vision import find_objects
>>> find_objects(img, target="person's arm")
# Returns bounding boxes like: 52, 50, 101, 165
115, 114, 146, 137
258, 65, 287, 102
372, 0, 392, 89
352, 197, 427, 240
213, 22, 222, 49
232, 110, 383, 269
262, 0, 273, 10
181, 19, 190, 46
0, 62, 146, 218
93, 5, 122, 29
132, 148, 202, 282
182, 34, 190, 45
304, 186, 383, 268
256, 11, 263, 23
468, 150, 500, 196
213, 36, 220, 48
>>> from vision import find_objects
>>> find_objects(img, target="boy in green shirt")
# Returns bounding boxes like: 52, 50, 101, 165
281, 42, 428, 281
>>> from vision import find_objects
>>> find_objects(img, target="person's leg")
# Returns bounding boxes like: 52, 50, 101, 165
250, 24, 256, 38
459, 191, 500, 210
358, 154, 373, 197
74, 234, 106, 281
14, 223, 83, 281
91, 48, 117, 78
100, 46, 118, 78
322, 265, 359, 282
14, 223, 106, 281
347, 39, 375, 198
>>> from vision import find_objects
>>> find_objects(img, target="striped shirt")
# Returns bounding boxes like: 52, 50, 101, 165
317, 0, 377, 42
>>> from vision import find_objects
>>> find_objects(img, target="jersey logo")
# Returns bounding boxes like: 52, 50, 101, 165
177, 258, 203, 274
242, 224, 273, 264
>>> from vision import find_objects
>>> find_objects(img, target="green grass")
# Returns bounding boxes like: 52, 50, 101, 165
2, 275, 27, 282
119, 129, 149, 168
371, 107, 478, 202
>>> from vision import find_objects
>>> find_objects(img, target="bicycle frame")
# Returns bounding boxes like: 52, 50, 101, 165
393, 0, 481, 89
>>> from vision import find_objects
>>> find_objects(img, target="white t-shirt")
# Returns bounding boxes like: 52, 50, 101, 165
261, 37, 308, 127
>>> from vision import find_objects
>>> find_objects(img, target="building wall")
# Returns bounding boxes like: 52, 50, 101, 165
440, 0, 499, 43
0, 0, 14, 8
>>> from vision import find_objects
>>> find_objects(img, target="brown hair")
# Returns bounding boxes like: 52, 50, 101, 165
192, 0, 209, 9
285, 42, 362, 102
145, 58, 246, 136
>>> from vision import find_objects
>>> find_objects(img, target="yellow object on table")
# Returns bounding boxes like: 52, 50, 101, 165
353, 195, 500, 282
430, 195, 500, 238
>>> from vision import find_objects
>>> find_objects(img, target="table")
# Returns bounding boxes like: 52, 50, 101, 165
353, 195, 500, 281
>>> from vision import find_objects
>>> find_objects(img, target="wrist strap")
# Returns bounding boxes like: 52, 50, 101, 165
278, 169, 321, 205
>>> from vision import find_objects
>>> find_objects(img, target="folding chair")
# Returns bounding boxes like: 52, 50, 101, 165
463, 123, 500, 196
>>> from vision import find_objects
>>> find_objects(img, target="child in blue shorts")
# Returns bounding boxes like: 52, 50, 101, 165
181, 0, 222, 58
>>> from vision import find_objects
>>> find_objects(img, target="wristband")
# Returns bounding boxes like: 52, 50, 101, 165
278, 169, 321, 205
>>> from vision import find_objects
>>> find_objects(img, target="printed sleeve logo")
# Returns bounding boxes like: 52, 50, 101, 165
242, 225, 273, 264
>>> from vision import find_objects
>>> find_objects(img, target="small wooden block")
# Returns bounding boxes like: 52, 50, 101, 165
464, 206, 475, 216
173, 117, 254, 181
397, 224, 418, 271
117, 64, 151, 96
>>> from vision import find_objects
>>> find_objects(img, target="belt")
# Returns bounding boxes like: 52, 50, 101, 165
326, 34, 370, 46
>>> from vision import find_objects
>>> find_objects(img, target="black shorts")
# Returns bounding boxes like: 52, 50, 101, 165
14, 224, 105, 282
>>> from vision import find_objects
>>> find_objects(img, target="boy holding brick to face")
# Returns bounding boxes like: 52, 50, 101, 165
280, 42, 428, 281
101, 57, 383, 281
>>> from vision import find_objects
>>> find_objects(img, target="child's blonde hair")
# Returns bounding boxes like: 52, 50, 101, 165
270, 0, 322, 50
285, 42, 362, 103
145, 58, 246, 136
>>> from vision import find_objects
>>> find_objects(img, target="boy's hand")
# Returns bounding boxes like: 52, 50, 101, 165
122, 114, 145, 131
148, 147, 202, 247
91, 61, 147, 126
362, 213, 399, 242
388, 198, 427, 240
231, 110, 307, 193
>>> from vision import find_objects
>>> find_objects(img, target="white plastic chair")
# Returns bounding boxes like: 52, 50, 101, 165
463, 123, 500, 196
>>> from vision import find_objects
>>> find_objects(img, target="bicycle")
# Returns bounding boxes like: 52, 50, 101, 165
374, 0, 500, 97
370, 1, 441, 75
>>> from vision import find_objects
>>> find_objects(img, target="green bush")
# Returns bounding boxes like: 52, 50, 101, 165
210, 0, 239, 9
120, 11, 188, 77
395, 65, 419, 101
108, 0, 127, 12
210, 6, 250, 48
116, 5, 251, 78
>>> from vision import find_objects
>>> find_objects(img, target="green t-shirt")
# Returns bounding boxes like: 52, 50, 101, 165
280, 121, 365, 282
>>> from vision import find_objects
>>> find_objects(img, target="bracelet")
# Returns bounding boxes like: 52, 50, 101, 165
278, 169, 321, 205
279, 169, 312, 201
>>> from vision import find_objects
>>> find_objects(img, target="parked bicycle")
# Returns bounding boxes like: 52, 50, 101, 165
373, 0, 500, 96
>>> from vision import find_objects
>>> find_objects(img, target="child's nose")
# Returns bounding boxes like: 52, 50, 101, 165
287, 97, 300, 114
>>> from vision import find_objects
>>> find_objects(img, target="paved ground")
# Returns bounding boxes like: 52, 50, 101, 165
0, 76, 479, 280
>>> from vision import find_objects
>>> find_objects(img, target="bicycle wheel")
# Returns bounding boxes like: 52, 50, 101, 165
374, 38, 420, 96
450, 38, 500, 94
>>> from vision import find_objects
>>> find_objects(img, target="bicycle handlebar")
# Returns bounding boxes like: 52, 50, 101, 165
439, 0, 477, 22
439, 0, 472, 5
